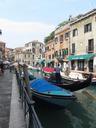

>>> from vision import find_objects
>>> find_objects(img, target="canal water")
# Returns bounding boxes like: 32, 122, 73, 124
32, 70, 96, 128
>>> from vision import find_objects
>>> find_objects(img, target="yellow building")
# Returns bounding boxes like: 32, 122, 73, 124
45, 23, 71, 70
54, 24, 70, 63
45, 23, 70, 68
45, 39, 55, 66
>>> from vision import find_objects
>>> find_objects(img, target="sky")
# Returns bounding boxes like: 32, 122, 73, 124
0, 0, 96, 48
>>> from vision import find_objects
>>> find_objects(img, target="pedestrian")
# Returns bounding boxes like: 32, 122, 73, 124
55, 63, 61, 84
9, 65, 12, 72
0, 62, 4, 75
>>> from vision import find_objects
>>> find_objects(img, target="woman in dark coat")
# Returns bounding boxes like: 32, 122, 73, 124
0, 62, 4, 74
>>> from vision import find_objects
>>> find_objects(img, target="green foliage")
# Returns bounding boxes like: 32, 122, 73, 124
44, 31, 54, 44
57, 20, 69, 29
44, 20, 69, 44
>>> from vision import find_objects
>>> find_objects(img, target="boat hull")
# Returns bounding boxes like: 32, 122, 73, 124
31, 89, 76, 107
30, 78, 77, 107
46, 74, 92, 92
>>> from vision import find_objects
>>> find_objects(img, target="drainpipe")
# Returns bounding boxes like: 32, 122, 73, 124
68, 31, 71, 72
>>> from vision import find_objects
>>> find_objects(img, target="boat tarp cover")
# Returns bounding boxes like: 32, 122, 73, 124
30, 78, 72, 95
42, 67, 55, 73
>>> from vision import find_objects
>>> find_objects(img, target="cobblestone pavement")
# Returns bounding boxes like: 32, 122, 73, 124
0, 70, 13, 128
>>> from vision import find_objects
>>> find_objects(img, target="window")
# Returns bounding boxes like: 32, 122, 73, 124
59, 35, 63, 43
55, 51, 58, 57
88, 60, 93, 72
88, 39, 94, 52
55, 37, 58, 43
45, 46, 49, 51
84, 23, 92, 33
32, 43, 36, 46
77, 60, 84, 71
72, 43, 75, 54
39, 48, 42, 53
32, 48, 35, 53
52, 54, 54, 59
59, 50, 61, 56
49, 55, 51, 59
65, 32, 70, 39
33, 55, 34, 59
73, 29, 78, 37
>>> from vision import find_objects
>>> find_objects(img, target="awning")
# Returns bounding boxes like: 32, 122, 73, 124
37, 59, 45, 64
68, 53, 96, 61
42, 67, 54, 73
45, 60, 54, 64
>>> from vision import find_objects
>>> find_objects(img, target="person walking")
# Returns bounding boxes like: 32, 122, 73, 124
55, 63, 61, 84
0, 62, 4, 75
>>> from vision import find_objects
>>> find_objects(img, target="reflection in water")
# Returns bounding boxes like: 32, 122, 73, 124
78, 94, 96, 128
65, 109, 83, 128
31, 70, 96, 128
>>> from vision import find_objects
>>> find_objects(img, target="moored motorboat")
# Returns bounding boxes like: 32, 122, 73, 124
29, 78, 76, 107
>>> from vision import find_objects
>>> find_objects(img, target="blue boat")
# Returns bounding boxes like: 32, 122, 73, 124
30, 78, 76, 107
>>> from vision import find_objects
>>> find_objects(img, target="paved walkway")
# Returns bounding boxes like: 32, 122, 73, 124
0, 70, 26, 128
9, 73, 26, 128
0, 70, 12, 128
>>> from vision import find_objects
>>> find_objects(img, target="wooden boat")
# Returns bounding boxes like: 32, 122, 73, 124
29, 78, 76, 107
91, 75, 96, 86
42, 67, 92, 91
46, 74, 92, 92
42, 67, 55, 80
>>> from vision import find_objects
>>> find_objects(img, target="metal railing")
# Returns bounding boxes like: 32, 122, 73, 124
15, 64, 43, 128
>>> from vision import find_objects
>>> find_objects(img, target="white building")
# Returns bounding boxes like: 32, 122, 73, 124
23, 40, 45, 66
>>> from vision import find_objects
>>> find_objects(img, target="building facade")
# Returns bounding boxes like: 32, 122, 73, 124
14, 47, 24, 63
5, 48, 14, 61
23, 40, 45, 66
45, 9, 96, 74
69, 9, 96, 73
54, 24, 70, 68
0, 41, 6, 60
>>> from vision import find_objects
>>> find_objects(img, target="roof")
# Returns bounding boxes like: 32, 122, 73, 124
70, 9, 96, 25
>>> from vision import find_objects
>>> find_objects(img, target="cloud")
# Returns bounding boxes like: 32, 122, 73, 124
0, 18, 55, 48
0, 19, 55, 32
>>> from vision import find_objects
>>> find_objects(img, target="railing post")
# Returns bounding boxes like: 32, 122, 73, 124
28, 104, 33, 128
23, 64, 31, 98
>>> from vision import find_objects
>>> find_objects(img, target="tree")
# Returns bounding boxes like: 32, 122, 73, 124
44, 31, 54, 44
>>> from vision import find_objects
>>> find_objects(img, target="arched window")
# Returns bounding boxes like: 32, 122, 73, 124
39, 49, 42, 53
32, 48, 35, 53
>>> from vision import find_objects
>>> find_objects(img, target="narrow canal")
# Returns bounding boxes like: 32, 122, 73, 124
32, 71, 96, 128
